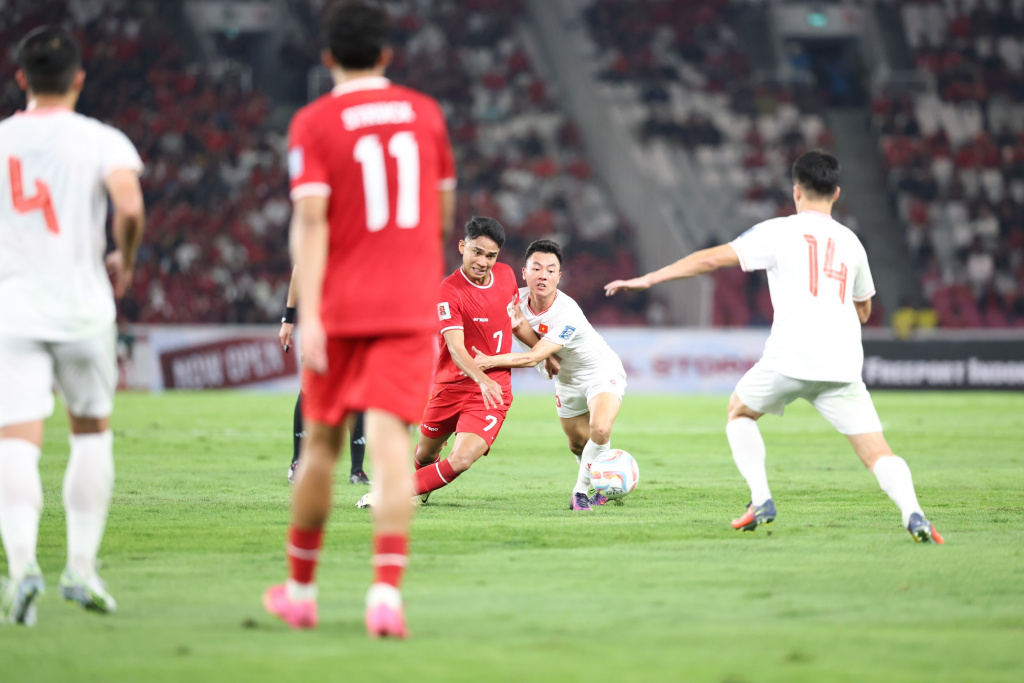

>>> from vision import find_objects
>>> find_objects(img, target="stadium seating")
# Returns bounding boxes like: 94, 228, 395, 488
876, 0, 1024, 327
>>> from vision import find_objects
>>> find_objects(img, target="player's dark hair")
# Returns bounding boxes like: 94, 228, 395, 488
525, 239, 562, 267
464, 216, 506, 248
324, 0, 389, 70
18, 26, 82, 95
792, 150, 840, 199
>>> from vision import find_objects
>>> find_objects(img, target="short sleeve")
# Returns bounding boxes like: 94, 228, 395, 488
432, 100, 456, 191
101, 126, 143, 177
288, 108, 331, 201
437, 283, 463, 335
852, 241, 876, 302
538, 299, 583, 347
730, 220, 778, 272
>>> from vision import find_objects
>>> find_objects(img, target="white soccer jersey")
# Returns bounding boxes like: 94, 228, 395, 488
518, 288, 625, 384
730, 210, 875, 383
0, 108, 142, 341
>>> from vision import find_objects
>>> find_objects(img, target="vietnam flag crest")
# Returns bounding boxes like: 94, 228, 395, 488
538, 323, 549, 334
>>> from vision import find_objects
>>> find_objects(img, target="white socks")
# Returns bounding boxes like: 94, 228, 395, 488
574, 440, 610, 494
63, 431, 115, 581
0, 439, 44, 579
872, 455, 923, 526
726, 418, 772, 506
287, 579, 318, 602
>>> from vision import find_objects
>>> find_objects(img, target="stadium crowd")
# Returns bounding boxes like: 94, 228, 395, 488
877, 0, 1024, 327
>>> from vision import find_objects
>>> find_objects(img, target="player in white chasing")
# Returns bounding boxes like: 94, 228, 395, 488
0, 26, 146, 626
473, 240, 626, 511
605, 151, 943, 544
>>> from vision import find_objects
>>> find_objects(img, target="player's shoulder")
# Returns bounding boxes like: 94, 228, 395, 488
735, 216, 789, 241
492, 262, 516, 280
290, 94, 335, 131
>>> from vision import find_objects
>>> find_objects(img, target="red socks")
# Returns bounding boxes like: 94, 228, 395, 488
373, 534, 409, 589
287, 526, 323, 584
413, 458, 459, 495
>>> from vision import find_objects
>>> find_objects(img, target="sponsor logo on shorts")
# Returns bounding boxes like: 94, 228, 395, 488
559, 325, 576, 341
425, 425, 439, 432
438, 302, 451, 321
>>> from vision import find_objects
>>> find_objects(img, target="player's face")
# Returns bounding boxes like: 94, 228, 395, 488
459, 236, 500, 283
523, 252, 561, 297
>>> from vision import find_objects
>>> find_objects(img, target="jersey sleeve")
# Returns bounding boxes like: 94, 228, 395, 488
431, 99, 457, 191
851, 241, 876, 302
100, 126, 143, 177
437, 282, 463, 335
538, 300, 583, 347
729, 220, 778, 272
288, 108, 331, 201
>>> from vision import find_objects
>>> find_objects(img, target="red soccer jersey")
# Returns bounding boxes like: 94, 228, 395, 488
288, 76, 456, 336
434, 262, 520, 389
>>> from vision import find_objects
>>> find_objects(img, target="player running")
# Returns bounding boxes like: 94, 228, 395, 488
263, 1, 456, 638
357, 216, 542, 509
278, 265, 370, 486
605, 150, 944, 544
472, 240, 627, 511
0, 27, 145, 625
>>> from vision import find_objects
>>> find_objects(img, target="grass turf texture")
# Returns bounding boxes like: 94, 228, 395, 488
1, 392, 1022, 683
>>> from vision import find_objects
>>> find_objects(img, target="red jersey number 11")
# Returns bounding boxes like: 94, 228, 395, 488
803, 234, 847, 303
9, 156, 59, 234
353, 132, 420, 232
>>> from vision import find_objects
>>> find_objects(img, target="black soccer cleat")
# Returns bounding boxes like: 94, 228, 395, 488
350, 470, 372, 485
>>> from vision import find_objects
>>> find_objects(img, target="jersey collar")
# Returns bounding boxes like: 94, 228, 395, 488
331, 76, 391, 97
527, 291, 558, 316
799, 209, 833, 219
459, 267, 494, 289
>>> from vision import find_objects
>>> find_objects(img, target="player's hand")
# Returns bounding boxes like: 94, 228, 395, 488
301, 319, 328, 374
478, 376, 504, 410
604, 275, 651, 296
544, 354, 561, 378
470, 346, 495, 371
106, 250, 134, 299
279, 322, 295, 353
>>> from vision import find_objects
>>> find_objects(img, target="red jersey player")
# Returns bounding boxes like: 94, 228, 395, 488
263, 1, 456, 638
357, 216, 543, 509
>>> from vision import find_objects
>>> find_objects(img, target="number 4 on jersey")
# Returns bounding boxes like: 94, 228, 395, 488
8, 156, 59, 234
804, 234, 847, 303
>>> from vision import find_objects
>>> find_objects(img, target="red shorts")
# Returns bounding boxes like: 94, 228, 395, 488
419, 382, 513, 453
302, 332, 434, 427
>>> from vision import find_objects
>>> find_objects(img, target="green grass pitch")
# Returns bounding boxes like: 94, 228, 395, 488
1, 391, 1023, 682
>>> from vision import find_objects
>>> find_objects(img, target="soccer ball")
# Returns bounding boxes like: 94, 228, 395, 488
590, 449, 639, 499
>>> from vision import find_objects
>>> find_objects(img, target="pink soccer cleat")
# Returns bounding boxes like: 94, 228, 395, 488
365, 583, 408, 639
263, 584, 318, 629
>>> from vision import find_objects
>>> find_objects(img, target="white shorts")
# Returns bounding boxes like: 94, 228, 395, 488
0, 326, 117, 428
554, 372, 626, 419
735, 361, 882, 435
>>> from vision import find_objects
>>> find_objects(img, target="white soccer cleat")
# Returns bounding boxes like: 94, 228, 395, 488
0, 562, 46, 626
59, 568, 117, 614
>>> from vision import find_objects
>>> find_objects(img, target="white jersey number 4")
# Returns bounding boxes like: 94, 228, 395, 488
353, 132, 420, 232
804, 234, 847, 303
8, 156, 60, 234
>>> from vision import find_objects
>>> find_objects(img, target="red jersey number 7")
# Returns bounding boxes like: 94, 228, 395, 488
9, 156, 60, 235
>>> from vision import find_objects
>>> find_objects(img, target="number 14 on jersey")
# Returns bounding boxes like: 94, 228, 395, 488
804, 234, 847, 303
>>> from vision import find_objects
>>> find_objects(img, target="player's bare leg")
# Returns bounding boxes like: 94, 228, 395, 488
411, 432, 488, 500
264, 419, 344, 629
559, 393, 622, 510
847, 432, 943, 544
59, 414, 117, 613
411, 433, 451, 504
0, 419, 46, 625
364, 409, 415, 638
725, 393, 776, 531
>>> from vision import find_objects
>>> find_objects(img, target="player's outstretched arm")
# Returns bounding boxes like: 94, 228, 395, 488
472, 340, 563, 370
442, 329, 505, 409
105, 168, 145, 298
604, 244, 739, 296
291, 196, 330, 373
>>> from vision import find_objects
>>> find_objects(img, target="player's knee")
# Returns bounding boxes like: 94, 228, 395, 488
588, 423, 612, 445
446, 448, 479, 473
568, 438, 586, 456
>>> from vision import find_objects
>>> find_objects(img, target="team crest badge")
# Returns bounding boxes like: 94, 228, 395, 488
438, 302, 451, 321
559, 326, 576, 341
538, 323, 549, 334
